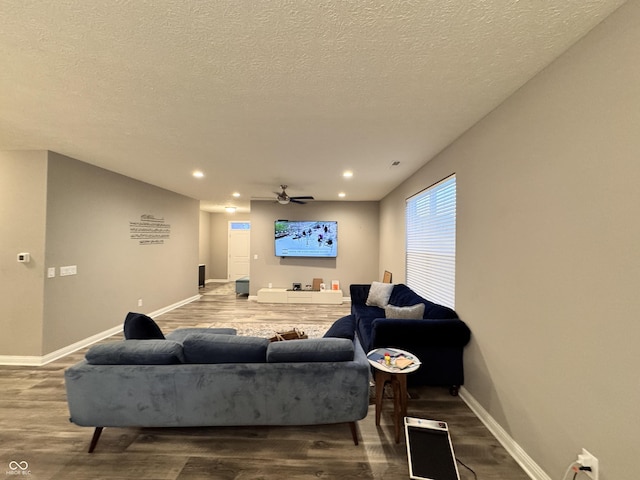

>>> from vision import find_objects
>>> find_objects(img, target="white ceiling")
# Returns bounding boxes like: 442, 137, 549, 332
0, 1, 626, 212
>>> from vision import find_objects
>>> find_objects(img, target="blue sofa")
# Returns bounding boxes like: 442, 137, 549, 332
64, 328, 370, 452
350, 283, 471, 394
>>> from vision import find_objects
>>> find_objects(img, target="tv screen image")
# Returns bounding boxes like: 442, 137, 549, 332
275, 221, 337, 258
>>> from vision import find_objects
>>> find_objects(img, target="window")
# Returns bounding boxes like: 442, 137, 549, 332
406, 174, 456, 308
230, 222, 250, 230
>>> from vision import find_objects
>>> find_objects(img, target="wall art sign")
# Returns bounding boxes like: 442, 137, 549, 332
130, 214, 171, 245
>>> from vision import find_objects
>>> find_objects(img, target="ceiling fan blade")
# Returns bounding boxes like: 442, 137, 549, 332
290, 198, 307, 204
290, 196, 314, 200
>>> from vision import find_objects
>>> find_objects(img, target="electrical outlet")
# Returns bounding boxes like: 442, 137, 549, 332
138, 298, 143, 307
577, 448, 598, 480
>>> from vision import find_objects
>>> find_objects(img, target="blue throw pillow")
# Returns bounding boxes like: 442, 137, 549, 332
323, 315, 356, 340
123, 312, 165, 340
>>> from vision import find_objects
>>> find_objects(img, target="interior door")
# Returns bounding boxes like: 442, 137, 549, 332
228, 221, 250, 280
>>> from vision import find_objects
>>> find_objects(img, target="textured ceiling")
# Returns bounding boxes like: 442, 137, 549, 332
0, 1, 626, 212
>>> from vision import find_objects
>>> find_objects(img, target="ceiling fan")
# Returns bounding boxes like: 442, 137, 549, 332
275, 185, 314, 205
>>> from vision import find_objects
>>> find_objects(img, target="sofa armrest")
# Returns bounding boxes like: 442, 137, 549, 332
349, 284, 371, 306
371, 318, 471, 349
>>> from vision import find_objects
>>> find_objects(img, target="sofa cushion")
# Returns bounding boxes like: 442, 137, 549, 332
365, 281, 394, 307
384, 303, 425, 320
323, 315, 356, 340
85, 340, 184, 365
166, 327, 237, 343
422, 302, 458, 319
387, 284, 423, 307
123, 312, 165, 340
267, 338, 354, 363
182, 334, 269, 364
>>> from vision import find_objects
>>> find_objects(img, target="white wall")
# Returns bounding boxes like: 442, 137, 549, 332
249, 200, 380, 295
380, 2, 639, 479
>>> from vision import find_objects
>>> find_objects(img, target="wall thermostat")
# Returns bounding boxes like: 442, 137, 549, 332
17, 252, 31, 263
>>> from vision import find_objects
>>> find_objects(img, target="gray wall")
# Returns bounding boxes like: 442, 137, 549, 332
1, 151, 200, 358
198, 210, 211, 270
199, 211, 251, 281
0, 151, 48, 356
380, 2, 639, 479
249, 200, 380, 295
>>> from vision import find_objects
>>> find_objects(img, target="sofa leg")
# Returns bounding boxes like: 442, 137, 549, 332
348, 422, 359, 445
88, 427, 104, 453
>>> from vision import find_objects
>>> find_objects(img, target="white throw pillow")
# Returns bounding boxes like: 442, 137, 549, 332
384, 303, 425, 320
366, 281, 395, 307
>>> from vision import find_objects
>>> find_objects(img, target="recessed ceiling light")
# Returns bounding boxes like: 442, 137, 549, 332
338, 192, 346, 198
193, 170, 204, 178
343, 170, 353, 178
232, 192, 241, 198
225, 206, 237, 213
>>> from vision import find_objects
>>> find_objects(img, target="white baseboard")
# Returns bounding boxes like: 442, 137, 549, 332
0, 294, 201, 367
150, 294, 201, 317
459, 387, 551, 480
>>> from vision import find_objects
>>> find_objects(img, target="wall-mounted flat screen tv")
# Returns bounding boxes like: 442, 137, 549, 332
275, 220, 338, 258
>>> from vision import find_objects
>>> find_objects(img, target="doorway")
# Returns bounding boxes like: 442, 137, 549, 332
228, 221, 250, 280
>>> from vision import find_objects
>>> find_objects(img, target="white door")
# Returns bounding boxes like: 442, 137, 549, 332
228, 221, 250, 280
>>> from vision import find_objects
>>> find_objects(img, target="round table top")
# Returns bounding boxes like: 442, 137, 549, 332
366, 347, 421, 374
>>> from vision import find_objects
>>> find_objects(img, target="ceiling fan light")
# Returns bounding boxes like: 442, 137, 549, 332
277, 198, 290, 205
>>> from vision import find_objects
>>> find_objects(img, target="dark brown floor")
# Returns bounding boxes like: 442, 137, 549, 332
0, 283, 530, 479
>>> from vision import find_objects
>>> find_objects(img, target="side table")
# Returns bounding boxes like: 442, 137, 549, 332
367, 348, 421, 443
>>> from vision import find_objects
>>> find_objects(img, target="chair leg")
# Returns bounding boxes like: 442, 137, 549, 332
88, 427, 104, 453
349, 422, 359, 446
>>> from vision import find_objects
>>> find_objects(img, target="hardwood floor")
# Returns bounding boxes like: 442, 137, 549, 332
0, 283, 530, 479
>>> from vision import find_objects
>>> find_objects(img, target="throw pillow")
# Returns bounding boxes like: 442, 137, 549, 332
384, 303, 426, 320
123, 312, 165, 340
365, 281, 394, 308
323, 315, 356, 340
267, 338, 354, 363
182, 334, 269, 364
85, 340, 184, 365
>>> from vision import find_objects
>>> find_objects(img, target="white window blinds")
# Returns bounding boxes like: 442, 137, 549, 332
406, 174, 456, 308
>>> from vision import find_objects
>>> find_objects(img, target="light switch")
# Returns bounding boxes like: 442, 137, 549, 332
60, 265, 78, 276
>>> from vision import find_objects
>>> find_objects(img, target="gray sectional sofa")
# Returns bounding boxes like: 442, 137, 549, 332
64, 327, 369, 452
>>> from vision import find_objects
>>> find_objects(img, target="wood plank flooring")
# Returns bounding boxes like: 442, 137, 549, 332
0, 283, 530, 479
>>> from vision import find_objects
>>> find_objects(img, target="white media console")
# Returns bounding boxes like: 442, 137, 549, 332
256, 288, 343, 305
